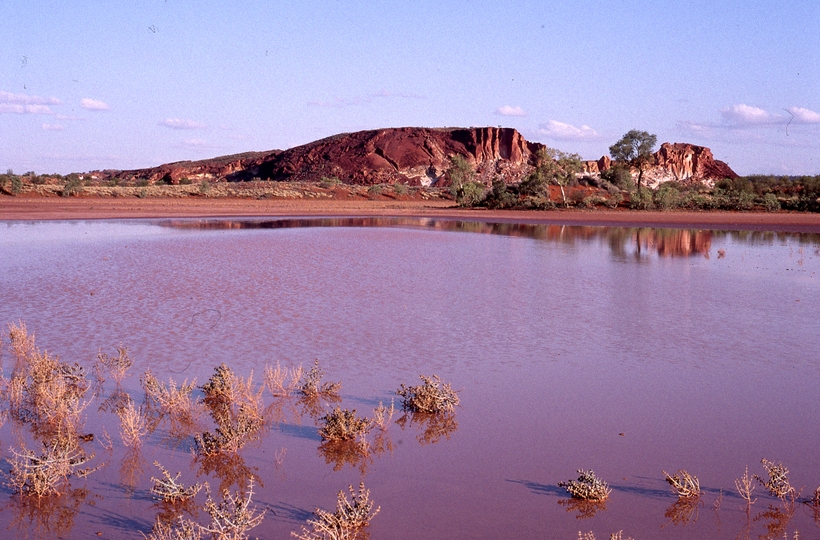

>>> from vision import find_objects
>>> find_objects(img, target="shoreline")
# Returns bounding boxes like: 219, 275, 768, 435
3, 197, 820, 233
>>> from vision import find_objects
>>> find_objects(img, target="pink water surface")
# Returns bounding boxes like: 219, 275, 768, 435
1, 218, 819, 539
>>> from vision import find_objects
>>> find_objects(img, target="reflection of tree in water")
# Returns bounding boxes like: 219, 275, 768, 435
297, 394, 342, 420
557, 497, 607, 520
152, 497, 201, 527
195, 452, 261, 494
662, 496, 702, 527
6, 487, 97, 539
119, 446, 146, 498
753, 504, 794, 540
318, 439, 373, 474
396, 412, 458, 445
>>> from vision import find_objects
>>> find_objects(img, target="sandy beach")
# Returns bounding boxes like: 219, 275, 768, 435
3, 196, 820, 233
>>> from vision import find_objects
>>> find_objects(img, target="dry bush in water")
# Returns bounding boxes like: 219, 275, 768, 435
7, 321, 35, 363
736, 465, 757, 505
141, 369, 197, 417
292, 482, 380, 540
663, 469, 701, 499
96, 345, 133, 383
559, 470, 611, 501
396, 375, 459, 414
201, 479, 265, 540
143, 517, 202, 540
756, 458, 795, 499
117, 396, 149, 448
298, 360, 341, 398
6, 440, 97, 497
577, 533, 634, 540
264, 361, 303, 397
150, 461, 202, 503
319, 407, 372, 442
195, 364, 265, 456
372, 400, 395, 430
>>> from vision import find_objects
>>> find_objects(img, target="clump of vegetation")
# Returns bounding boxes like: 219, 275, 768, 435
663, 469, 701, 498
735, 465, 757, 505
201, 480, 265, 540
755, 458, 795, 499
319, 176, 341, 188
6, 440, 97, 498
61, 174, 83, 197
292, 482, 380, 540
117, 396, 148, 448
559, 470, 611, 501
141, 369, 197, 417
372, 400, 395, 430
150, 461, 202, 503
396, 375, 459, 414
264, 361, 303, 397
318, 406, 372, 442
97, 345, 133, 383
195, 364, 265, 456
143, 518, 202, 540
297, 360, 341, 398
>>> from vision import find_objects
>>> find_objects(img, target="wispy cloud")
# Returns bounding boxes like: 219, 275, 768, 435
81, 98, 110, 111
681, 104, 820, 134
56, 114, 84, 121
0, 90, 60, 114
159, 118, 207, 130
176, 138, 220, 150
41, 123, 65, 131
495, 105, 526, 117
308, 89, 425, 108
535, 120, 599, 140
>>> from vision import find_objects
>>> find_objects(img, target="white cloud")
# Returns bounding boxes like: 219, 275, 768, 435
0, 91, 59, 114
786, 106, 820, 124
720, 104, 782, 126
535, 120, 599, 140
495, 105, 526, 117
41, 123, 65, 131
159, 118, 207, 130
81, 98, 110, 111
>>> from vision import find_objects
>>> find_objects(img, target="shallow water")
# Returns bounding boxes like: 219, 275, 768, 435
1, 218, 819, 539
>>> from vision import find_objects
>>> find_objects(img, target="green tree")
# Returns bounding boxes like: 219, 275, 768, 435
520, 148, 582, 206
609, 130, 657, 190
447, 154, 485, 206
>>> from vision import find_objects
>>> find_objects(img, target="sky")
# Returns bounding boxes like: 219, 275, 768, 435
1, 0, 818, 176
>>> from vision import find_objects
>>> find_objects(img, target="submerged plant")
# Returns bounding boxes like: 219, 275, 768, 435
663, 469, 701, 499
6, 440, 97, 498
318, 407, 372, 442
559, 470, 611, 501
201, 480, 265, 540
97, 345, 133, 383
141, 369, 197, 416
292, 482, 380, 540
264, 361, 303, 397
735, 465, 757, 505
756, 458, 795, 499
298, 360, 341, 398
372, 400, 395, 430
396, 375, 459, 414
150, 461, 202, 503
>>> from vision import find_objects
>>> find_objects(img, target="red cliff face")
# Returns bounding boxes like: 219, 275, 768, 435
584, 142, 737, 187
258, 127, 544, 186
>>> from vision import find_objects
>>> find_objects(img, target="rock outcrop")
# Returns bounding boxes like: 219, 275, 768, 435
583, 143, 737, 187
257, 127, 543, 186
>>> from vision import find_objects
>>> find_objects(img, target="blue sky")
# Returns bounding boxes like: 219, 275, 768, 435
1, 0, 818, 175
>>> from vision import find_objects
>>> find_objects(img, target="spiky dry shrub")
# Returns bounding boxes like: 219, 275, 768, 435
6, 440, 97, 497
372, 400, 394, 430
298, 360, 341, 398
663, 469, 701, 499
97, 345, 133, 383
319, 407, 372, 442
195, 364, 265, 456
8, 321, 35, 363
141, 369, 197, 417
810, 486, 820, 507
143, 517, 202, 540
292, 482, 380, 540
264, 361, 303, 397
756, 458, 795, 499
576, 533, 634, 540
117, 396, 149, 448
396, 375, 459, 414
736, 465, 757, 505
201, 479, 265, 540
559, 470, 611, 501
150, 461, 202, 503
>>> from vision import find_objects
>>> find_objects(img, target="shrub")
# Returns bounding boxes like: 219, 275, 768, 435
318, 406, 372, 442
654, 185, 681, 210
580, 195, 607, 208
367, 184, 383, 196
297, 360, 341, 398
762, 192, 780, 212
755, 458, 794, 499
150, 461, 202, 503
396, 375, 459, 414
141, 370, 197, 417
201, 480, 265, 540
372, 400, 395, 430
558, 470, 611, 501
663, 469, 701, 498
264, 361, 303, 397
483, 179, 518, 209
117, 397, 148, 448
61, 175, 83, 197
602, 165, 634, 191
457, 180, 486, 207
292, 482, 379, 540
393, 183, 408, 195
199, 180, 211, 195
6, 440, 97, 497
97, 345, 133, 383
629, 187, 655, 210
735, 465, 757, 505
605, 192, 623, 208
319, 176, 341, 188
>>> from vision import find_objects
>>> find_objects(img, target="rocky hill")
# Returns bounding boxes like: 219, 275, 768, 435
93, 127, 736, 188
